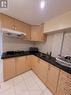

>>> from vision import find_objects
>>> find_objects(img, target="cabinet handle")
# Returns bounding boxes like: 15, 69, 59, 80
14, 27, 16, 30
11, 26, 15, 30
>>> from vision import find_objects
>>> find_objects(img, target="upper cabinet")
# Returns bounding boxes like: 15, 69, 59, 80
31, 24, 46, 41
1, 13, 46, 41
44, 11, 71, 33
24, 24, 31, 40
1, 14, 14, 30
14, 19, 31, 40
14, 19, 26, 32
1, 14, 31, 40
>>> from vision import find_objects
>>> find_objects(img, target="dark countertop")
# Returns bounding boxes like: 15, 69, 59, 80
1, 51, 71, 74
1, 51, 31, 59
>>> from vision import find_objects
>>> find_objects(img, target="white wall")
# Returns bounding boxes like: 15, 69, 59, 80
44, 11, 71, 33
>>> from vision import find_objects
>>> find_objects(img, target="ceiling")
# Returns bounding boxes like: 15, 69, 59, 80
0, 0, 71, 25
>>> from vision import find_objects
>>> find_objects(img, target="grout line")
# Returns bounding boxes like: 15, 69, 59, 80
22, 73, 30, 95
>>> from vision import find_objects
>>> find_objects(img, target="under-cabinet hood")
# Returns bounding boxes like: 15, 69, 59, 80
2, 28, 26, 38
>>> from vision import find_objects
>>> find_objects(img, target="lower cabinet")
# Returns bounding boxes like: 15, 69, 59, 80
25, 55, 32, 71
56, 70, 71, 95
46, 64, 60, 94
3, 55, 71, 95
15, 56, 26, 75
31, 55, 39, 74
37, 59, 49, 84
3, 58, 16, 81
3, 56, 31, 81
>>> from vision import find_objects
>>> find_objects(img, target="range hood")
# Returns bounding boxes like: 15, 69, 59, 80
2, 28, 26, 38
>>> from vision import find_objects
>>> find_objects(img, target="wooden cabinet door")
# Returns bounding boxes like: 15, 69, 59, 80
25, 56, 32, 71
31, 55, 39, 74
31, 24, 43, 41
24, 24, 31, 40
14, 19, 31, 40
15, 56, 26, 75
57, 70, 71, 95
37, 59, 49, 84
1, 14, 14, 29
47, 64, 60, 94
3, 58, 16, 81
14, 19, 25, 32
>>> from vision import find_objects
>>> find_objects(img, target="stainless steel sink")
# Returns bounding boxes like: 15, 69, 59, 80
56, 58, 71, 67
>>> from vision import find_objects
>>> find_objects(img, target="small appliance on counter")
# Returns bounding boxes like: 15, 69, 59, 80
29, 47, 39, 53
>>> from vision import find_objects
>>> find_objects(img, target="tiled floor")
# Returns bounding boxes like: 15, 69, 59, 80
0, 70, 53, 95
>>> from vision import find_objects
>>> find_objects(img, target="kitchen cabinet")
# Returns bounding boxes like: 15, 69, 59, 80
31, 56, 49, 84
3, 58, 16, 81
14, 19, 26, 32
24, 24, 31, 40
1, 13, 46, 41
14, 19, 31, 40
31, 24, 45, 41
46, 64, 60, 94
1, 14, 15, 30
3, 56, 32, 81
37, 59, 49, 84
15, 56, 26, 75
56, 70, 71, 95
25, 55, 32, 71
31, 55, 39, 74
1, 14, 31, 40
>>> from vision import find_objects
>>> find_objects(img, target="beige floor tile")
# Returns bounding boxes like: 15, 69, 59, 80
41, 88, 53, 95
0, 87, 15, 95
14, 81, 28, 92
13, 75, 24, 85
0, 79, 14, 93
29, 90, 42, 95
